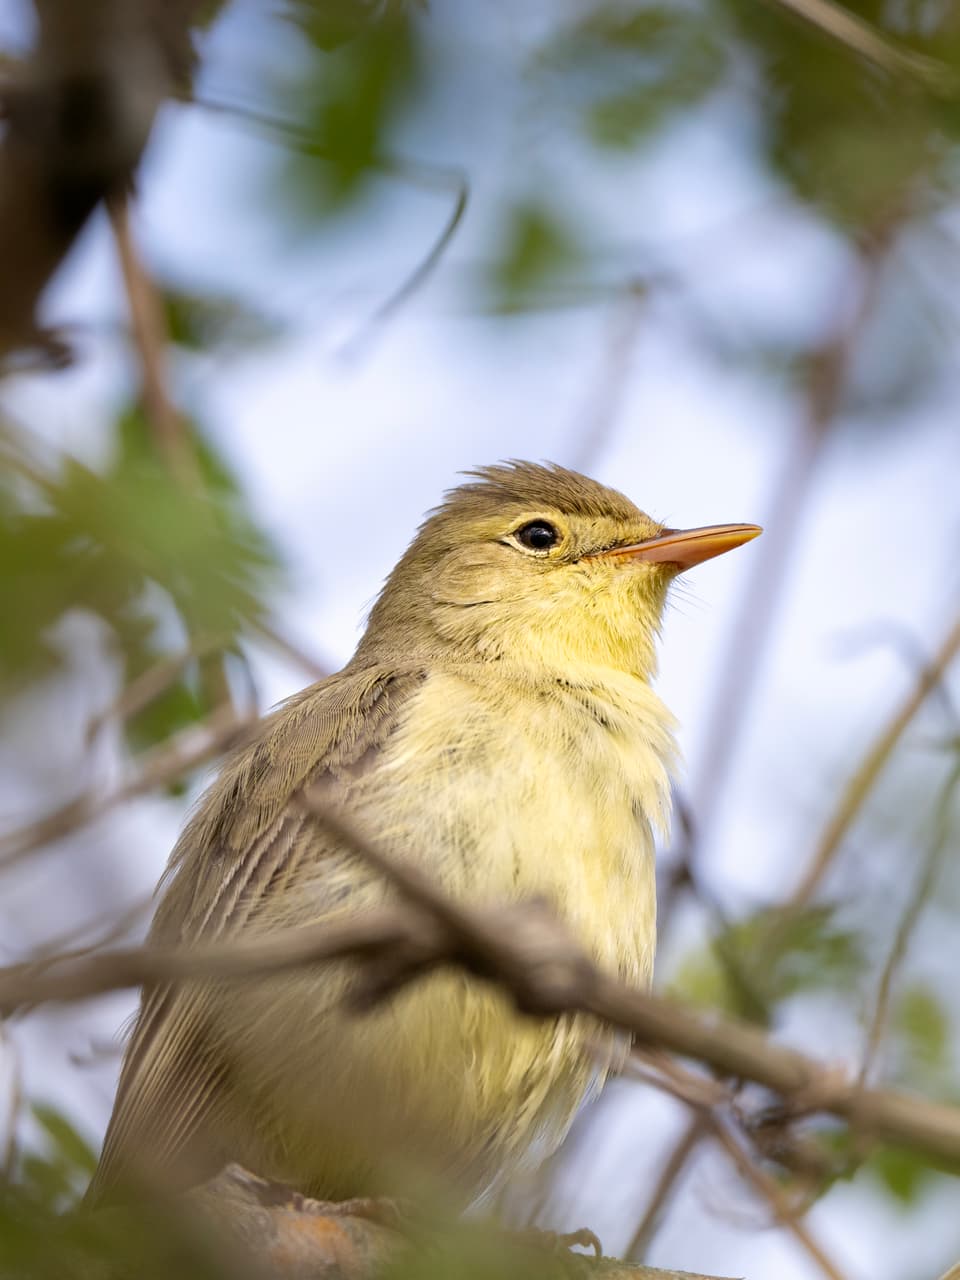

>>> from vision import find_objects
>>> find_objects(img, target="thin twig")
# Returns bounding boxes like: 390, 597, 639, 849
830, 621, 960, 725
765, 0, 954, 88
4, 796, 960, 1168
85, 637, 228, 745
250, 619, 331, 682
624, 1114, 708, 1262
335, 165, 468, 362
106, 193, 200, 489
15, 895, 153, 973
0, 705, 256, 872
195, 94, 469, 361
690, 224, 901, 862
0, 904, 428, 1013
859, 758, 960, 1086
568, 282, 649, 474
791, 610, 960, 907
0, 1023, 22, 1181
621, 1050, 730, 1111
708, 1116, 849, 1280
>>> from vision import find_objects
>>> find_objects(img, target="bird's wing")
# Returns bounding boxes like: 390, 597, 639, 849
86, 662, 425, 1205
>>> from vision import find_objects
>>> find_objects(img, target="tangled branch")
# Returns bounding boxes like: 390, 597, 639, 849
3, 792, 960, 1172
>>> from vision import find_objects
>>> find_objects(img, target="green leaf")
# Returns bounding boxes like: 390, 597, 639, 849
489, 203, 581, 312
0, 409, 283, 715
894, 984, 950, 1073
867, 1145, 934, 1207
723, 0, 958, 230
669, 904, 866, 1023
30, 1105, 97, 1177
279, 10, 420, 218
535, 4, 726, 149
163, 289, 283, 353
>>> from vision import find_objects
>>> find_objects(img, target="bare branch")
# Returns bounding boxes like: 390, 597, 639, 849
107, 192, 202, 488
85, 636, 228, 745
792, 609, 960, 906
765, 0, 954, 87
0, 704, 256, 872
690, 225, 900, 858
187, 1163, 735, 1280
4, 794, 960, 1170
859, 759, 960, 1085
250, 619, 332, 683
624, 1114, 708, 1262
0, 0, 220, 359
707, 1117, 849, 1280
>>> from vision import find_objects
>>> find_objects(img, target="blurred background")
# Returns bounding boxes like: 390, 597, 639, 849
1, 1, 960, 1277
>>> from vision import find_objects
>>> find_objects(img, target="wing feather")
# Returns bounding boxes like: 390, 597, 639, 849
86, 663, 424, 1205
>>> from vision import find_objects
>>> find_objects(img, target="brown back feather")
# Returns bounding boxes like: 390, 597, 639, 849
85, 663, 425, 1205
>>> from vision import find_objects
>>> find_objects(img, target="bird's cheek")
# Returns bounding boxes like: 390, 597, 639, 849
430, 548, 511, 608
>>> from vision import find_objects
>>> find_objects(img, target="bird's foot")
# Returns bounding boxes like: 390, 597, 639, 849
509, 1224, 604, 1260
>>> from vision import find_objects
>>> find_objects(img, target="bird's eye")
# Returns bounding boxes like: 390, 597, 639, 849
514, 520, 559, 551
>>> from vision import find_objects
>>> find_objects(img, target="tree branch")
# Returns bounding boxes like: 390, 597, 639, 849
0, 0, 217, 359
3, 793, 960, 1172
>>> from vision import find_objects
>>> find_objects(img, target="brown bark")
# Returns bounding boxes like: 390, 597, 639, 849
0, 0, 214, 359
180, 1165, 737, 1280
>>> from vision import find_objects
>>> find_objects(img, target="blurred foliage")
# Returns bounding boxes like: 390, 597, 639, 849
532, 4, 727, 149
163, 288, 285, 353
3, 0, 960, 1269
278, 7, 421, 218
0, 404, 282, 761
724, 0, 960, 231
668, 904, 866, 1024
0, 1108, 578, 1280
490, 202, 582, 312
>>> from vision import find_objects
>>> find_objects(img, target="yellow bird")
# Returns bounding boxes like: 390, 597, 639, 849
86, 461, 759, 1208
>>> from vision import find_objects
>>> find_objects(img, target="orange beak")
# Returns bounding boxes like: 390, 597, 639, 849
591, 523, 762, 571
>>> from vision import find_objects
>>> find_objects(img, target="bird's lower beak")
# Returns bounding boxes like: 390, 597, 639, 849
592, 523, 762, 571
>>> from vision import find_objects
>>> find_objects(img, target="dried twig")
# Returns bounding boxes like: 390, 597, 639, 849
766, 0, 953, 87
624, 1114, 708, 1262
791, 610, 960, 907
335, 159, 469, 362
195, 94, 469, 362
622, 1050, 730, 1112
0, 704, 256, 872
4, 794, 960, 1169
568, 282, 649, 474
250, 619, 331, 683
107, 191, 201, 486
691, 229, 898, 850
0, 1023, 23, 1181
707, 1116, 849, 1280
85, 637, 228, 745
859, 759, 960, 1086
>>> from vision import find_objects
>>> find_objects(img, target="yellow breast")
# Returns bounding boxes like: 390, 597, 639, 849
374, 660, 677, 984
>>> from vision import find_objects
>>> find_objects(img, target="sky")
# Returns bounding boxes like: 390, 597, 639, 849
2, 3, 960, 1277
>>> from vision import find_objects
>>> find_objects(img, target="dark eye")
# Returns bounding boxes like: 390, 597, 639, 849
515, 520, 559, 551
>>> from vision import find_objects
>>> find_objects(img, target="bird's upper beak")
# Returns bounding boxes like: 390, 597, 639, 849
591, 523, 762, 571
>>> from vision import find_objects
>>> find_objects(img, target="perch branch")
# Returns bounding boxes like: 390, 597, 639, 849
3, 794, 960, 1170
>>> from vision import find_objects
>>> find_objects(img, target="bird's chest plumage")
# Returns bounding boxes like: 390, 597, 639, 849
224, 663, 678, 1202
368, 664, 677, 988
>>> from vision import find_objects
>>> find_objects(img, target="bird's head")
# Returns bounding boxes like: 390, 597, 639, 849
358, 461, 760, 680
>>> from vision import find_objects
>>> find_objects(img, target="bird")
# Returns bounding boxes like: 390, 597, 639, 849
86, 461, 760, 1210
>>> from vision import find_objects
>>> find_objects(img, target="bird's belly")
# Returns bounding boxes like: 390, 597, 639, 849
219, 670, 671, 1202
224, 962, 598, 1204
371, 670, 667, 988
